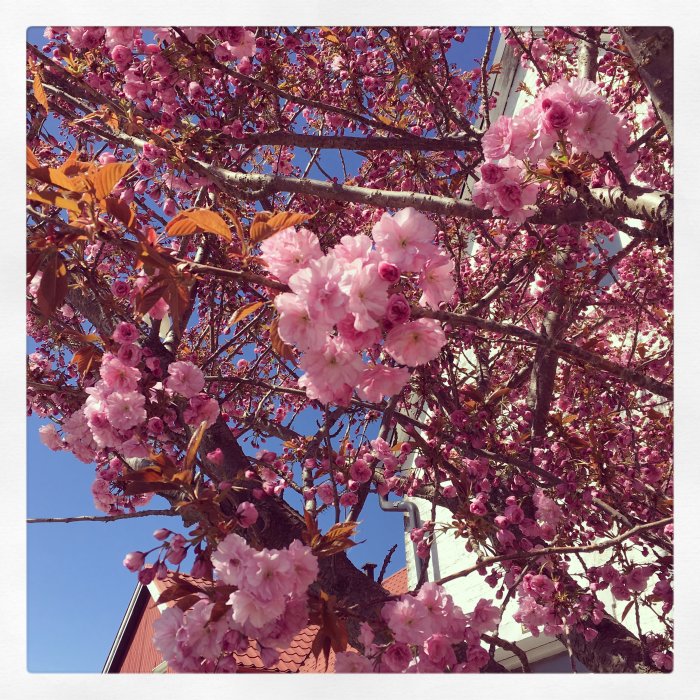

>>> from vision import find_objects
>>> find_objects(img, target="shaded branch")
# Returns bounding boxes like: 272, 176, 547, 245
27, 509, 177, 524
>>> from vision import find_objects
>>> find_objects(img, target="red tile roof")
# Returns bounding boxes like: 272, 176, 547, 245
116, 566, 408, 673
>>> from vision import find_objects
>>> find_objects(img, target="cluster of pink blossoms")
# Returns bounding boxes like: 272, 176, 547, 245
474, 78, 639, 222
151, 534, 318, 672
335, 584, 501, 672
260, 208, 455, 405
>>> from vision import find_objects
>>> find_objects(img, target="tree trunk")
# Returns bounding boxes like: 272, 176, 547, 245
620, 27, 674, 145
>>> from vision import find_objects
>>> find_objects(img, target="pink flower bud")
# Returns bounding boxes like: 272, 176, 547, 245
236, 501, 258, 527
123, 551, 146, 572
137, 567, 156, 585
163, 197, 177, 218
385, 293, 411, 325
153, 528, 170, 540
377, 261, 400, 283
207, 448, 224, 466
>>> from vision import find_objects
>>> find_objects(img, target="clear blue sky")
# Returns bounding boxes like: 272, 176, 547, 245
26, 26, 496, 672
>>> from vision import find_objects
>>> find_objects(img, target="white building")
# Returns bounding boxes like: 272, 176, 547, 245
386, 28, 669, 672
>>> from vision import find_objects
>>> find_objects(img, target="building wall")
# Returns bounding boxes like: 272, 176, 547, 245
399, 29, 669, 670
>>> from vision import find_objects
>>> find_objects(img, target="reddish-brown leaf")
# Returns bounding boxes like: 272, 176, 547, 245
183, 421, 208, 470
165, 208, 232, 242
223, 208, 245, 245
174, 593, 205, 612
70, 345, 103, 376
226, 301, 264, 330
26, 147, 40, 170
33, 72, 49, 111
28, 167, 88, 193
269, 317, 296, 362
485, 386, 510, 404
102, 196, 136, 229
94, 161, 133, 201
250, 210, 313, 244
36, 254, 69, 317
324, 521, 359, 543
155, 579, 202, 605
27, 189, 81, 213
620, 599, 635, 623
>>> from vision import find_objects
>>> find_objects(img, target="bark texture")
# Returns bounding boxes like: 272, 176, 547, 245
620, 27, 674, 145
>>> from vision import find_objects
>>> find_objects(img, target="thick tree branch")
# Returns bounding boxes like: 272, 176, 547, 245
619, 27, 673, 145
38, 75, 673, 229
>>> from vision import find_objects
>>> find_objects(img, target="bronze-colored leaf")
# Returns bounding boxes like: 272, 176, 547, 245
102, 196, 136, 229
58, 149, 79, 174
485, 386, 510, 404
27, 189, 81, 214
166, 208, 232, 242
155, 579, 202, 605
324, 521, 359, 543
250, 210, 313, 244
620, 599, 635, 622
28, 166, 87, 193
173, 593, 205, 612
183, 421, 208, 470
226, 301, 264, 330
223, 208, 245, 245
33, 72, 49, 111
70, 344, 103, 376
269, 317, 296, 362
36, 254, 69, 317
94, 161, 133, 201
26, 147, 40, 170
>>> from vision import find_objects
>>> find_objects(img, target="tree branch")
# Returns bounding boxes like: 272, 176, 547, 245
37, 75, 673, 229
415, 307, 673, 400
435, 516, 672, 586
619, 27, 673, 145
27, 509, 178, 524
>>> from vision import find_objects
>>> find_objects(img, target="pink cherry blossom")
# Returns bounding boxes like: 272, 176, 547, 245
383, 596, 430, 645
123, 551, 146, 572
236, 501, 258, 527
372, 208, 436, 272
116, 343, 142, 367
38, 423, 63, 451
229, 589, 286, 629
259, 227, 322, 283
568, 101, 619, 158
105, 391, 147, 431
298, 337, 364, 405
334, 652, 375, 673
423, 634, 457, 667
212, 533, 252, 586
384, 319, 447, 367
481, 115, 514, 159
418, 254, 456, 309
339, 260, 389, 331
166, 360, 205, 398
100, 355, 141, 392
274, 292, 330, 351
385, 293, 411, 325
332, 233, 377, 266
467, 599, 501, 634
183, 394, 220, 427
357, 365, 410, 402
336, 314, 382, 352
288, 255, 346, 327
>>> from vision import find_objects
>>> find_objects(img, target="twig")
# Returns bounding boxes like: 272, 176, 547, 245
376, 544, 398, 585
27, 509, 178, 524
435, 516, 672, 586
